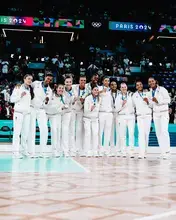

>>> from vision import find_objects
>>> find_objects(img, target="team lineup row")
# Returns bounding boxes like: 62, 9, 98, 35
10, 73, 171, 159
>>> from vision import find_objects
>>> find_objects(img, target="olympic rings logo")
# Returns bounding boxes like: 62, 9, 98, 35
91, 22, 102, 28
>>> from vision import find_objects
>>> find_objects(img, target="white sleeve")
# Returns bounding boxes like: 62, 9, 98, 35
10, 88, 21, 103
31, 81, 37, 88
64, 94, 72, 106
146, 92, 153, 108
157, 88, 171, 105
115, 96, 123, 112
47, 87, 53, 100
84, 97, 91, 113
132, 94, 136, 108
82, 87, 90, 99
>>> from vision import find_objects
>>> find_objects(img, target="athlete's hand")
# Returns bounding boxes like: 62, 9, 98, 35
152, 97, 158, 103
143, 97, 149, 104
122, 100, 127, 106
72, 97, 77, 105
91, 105, 96, 111
62, 105, 68, 110
45, 97, 49, 104
21, 92, 26, 97
80, 97, 85, 103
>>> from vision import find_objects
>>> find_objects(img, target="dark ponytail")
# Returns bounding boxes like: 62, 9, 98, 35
29, 85, 34, 100
24, 74, 34, 100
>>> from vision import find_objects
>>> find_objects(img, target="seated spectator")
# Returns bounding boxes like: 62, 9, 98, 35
112, 63, 118, 76
118, 65, 124, 75
169, 107, 175, 123
125, 66, 131, 76
123, 55, 129, 68
1, 59, 9, 75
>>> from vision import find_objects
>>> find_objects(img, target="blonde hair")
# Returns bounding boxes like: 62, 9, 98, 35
15, 84, 21, 88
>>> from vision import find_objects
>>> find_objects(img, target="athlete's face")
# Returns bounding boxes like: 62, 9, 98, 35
120, 84, 128, 93
24, 76, 33, 86
148, 78, 157, 89
45, 76, 53, 85
57, 85, 64, 95
92, 75, 99, 84
65, 78, 72, 88
103, 78, 110, 87
136, 82, 143, 91
79, 77, 86, 87
92, 87, 99, 96
110, 81, 117, 91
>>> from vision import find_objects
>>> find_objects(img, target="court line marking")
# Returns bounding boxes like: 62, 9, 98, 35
136, 211, 176, 220
71, 158, 90, 173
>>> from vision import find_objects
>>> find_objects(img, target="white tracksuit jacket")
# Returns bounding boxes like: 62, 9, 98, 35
10, 84, 32, 154
70, 84, 89, 152
45, 93, 68, 153
115, 92, 135, 153
99, 89, 113, 149
28, 81, 52, 155
148, 86, 171, 154
132, 91, 152, 156
31, 81, 52, 109
83, 95, 101, 153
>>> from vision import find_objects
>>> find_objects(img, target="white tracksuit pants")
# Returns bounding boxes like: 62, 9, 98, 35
62, 112, 72, 153
69, 111, 76, 153
28, 108, 48, 155
83, 117, 99, 153
110, 113, 120, 152
137, 115, 151, 156
75, 111, 84, 153
12, 112, 30, 154
153, 111, 170, 154
118, 115, 135, 154
99, 112, 113, 152
47, 114, 62, 153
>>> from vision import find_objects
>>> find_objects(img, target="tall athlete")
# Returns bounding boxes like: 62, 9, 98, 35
11, 74, 34, 158
148, 77, 171, 159
110, 79, 120, 156
45, 84, 67, 157
115, 83, 135, 157
72, 75, 88, 155
99, 76, 113, 156
28, 73, 53, 158
83, 86, 101, 157
133, 80, 152, 159
63, 75, 75, 156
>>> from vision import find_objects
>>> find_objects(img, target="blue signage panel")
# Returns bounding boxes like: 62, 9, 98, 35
109, 21, 151, 32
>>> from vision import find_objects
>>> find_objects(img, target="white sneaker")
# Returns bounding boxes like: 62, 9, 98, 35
93, 151, 99, 157
80, 151, 86, 157
108, 152, 115, 157
22, 151, 30, 157
99, 148, 105, 157
38, 153, 44, 158
157, 154, 163, 159
64, 152, 70, 157
138, 155, 144, 159
122, 152, 127, 158
70, 151, 76, 157
39, 154, 49, 158
163, 152, 170, 160
13, 153, 23, 159
52, 151, 61, 158
129, 152, 135, 158
29, 153, 38, 158
86, 151, 93, 157
116, 152, 122, 157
